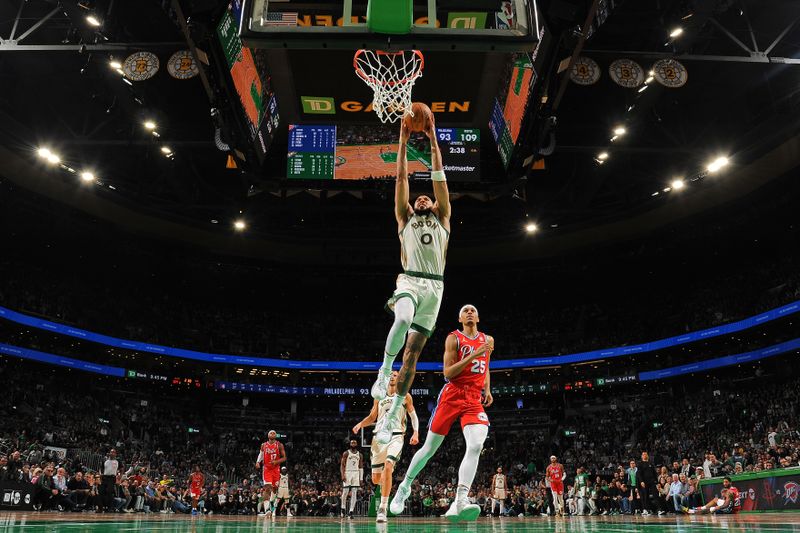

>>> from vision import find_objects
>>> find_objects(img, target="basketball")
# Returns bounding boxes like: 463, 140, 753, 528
403, 102, 432, 132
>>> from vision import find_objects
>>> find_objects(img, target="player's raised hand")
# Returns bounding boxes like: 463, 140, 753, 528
423, 114, 437, 141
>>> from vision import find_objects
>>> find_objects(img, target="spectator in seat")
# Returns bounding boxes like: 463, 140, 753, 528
35, 465, 58, 510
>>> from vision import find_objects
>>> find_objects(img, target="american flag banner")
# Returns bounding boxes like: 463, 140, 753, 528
264, 12, 298, 26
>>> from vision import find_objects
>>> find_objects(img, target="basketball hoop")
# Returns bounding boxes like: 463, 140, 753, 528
353, 49, 424, 124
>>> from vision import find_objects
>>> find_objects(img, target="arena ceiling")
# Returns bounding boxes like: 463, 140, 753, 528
0, 0, 799, 256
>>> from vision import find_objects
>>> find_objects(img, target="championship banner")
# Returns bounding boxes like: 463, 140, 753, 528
700, 468, 800, 512
609, 59, 644, 88
570, 57, 601, 85
652, 59, 688, 88
122, 52, 159, 81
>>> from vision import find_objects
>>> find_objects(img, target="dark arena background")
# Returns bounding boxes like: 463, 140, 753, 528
1, 0, 800, 532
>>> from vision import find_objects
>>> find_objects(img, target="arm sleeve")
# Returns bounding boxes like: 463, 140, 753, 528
256, 450, 263, 464
409, 411, 419, 432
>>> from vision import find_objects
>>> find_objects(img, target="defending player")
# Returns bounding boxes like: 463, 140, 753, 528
352, 371, 420, 523
275, 466, 292, 517
490, 466, 507, 516
370, 115, 451, 446
547, 455, 567, 517
255, 430, 287, 518
683, 477, 740, 514
390, 304, 494, 523
340, 439, 363, 519
187, 464, 204, 516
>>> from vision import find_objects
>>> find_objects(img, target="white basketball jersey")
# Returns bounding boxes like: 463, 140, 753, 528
377, 394, 407, 434
495, 474, 506, 490
345, 450, 361, 472
278, 473, 289, 490
399, 213, 449, 276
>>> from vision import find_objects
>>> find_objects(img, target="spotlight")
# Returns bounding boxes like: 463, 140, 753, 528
707, 156, 729, 173
645, 76, 654, 84
80, 171, 95, 182
160, 146, 172, 155
144, 121, 156, 130
46, 153, 60, 164
37, 148, 52, 159
597, 152, 609, 161
671, 179, 685, 190
525, 223, 538, 234
86, 15, 101, 26
638, 85, 648, 93
669, 27, 684, 38
122, 78, 132, 86
109, 60, 122, 69
234, 219, 247, 231
613, 126, 626, 136
115, 68, 124, 76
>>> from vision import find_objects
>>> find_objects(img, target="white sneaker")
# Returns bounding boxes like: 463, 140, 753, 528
371, 371, 390, 400
287, 510, 293, 518
376, 507, 387, 523
389, 484, 411, 515
658, 510, 665, 515
445, 499, 481, 523
642, 510, 650, 516
374, 413, 396, 445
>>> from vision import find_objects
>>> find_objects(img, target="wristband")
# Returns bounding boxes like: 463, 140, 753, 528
431, 170, 446, 182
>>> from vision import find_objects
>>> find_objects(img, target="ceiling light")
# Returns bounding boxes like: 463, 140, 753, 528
597, 152, 609, 161
707, 156, 729, 173
234, 219, 247, 231
109, 60, 122, 69
80, 171, 95, 182
160, 146, 172, 154
144, 121, 156, 130
122, 78, 132, 86
670, 27, 684, 38
115, 68, 124, 76
638, 85, 648, 93
151, 131, 160, 137
645, 76, 654, 84
648, 70, 655, 76
651, 191, 660, 197
613, 126, 626, 136
671, 179, 685, 190
86, 15, 101, 26
37, 147, 52, 159
525, 223, 538, 234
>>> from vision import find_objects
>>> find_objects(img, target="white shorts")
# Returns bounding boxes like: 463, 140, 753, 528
276, 487, 290, 499
371, 433, 404, 472
494, 490, 507, 500
343, 471, 361, 488
386, 273, 443, 337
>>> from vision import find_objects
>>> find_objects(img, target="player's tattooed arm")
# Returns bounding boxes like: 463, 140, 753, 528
353, 400, 379, 433
425, 116, 450, 228
396, 122, 411, 227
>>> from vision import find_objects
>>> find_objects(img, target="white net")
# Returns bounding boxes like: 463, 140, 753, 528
353, 49, 424, 124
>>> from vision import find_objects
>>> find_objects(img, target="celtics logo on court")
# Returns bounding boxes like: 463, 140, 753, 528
609, 59, 644, 88
167, 50, 198, 80
123, 52, 159, 81
570, 57, 600, 86
652, 59, 688, 88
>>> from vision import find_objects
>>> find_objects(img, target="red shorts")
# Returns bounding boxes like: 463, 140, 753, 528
550, 480, 564, 495
262, 467, 280, 486
190, 487, 202, 500
428, 384, 489, 435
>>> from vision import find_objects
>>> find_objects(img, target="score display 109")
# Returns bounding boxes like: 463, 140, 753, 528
438, 129, 478, 155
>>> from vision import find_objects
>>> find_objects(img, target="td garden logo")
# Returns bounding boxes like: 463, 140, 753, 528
301, 96, 471, 115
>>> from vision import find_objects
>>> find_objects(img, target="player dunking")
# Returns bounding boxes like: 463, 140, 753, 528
352, 371, 420, 523
547, 455, 566, 516
187, 465, 204, 516
340, 439, 363, 519
371, 115, 450, 447
490, 466, 507, 516
390, 305, 494, 522
256, 430, 287, 518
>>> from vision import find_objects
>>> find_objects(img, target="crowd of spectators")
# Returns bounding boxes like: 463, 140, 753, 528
1, 356, 798, 518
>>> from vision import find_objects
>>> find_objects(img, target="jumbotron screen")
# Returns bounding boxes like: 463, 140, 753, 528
287, 124, 480, 181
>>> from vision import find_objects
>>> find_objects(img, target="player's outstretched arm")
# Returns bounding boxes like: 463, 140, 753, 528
443, 334, 490, 380
353, 400, 379, 433
395, 122, 411, 227
424, 117, 450, 227
405, 395, 420, 445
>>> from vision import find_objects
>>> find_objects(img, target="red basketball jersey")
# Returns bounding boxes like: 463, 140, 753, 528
190, 472, 204, 490
547, 463, 564, 482
448, 330, 490, 390
261, 440, 280, 468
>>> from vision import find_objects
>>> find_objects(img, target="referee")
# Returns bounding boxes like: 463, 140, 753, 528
101, 449, 120, 512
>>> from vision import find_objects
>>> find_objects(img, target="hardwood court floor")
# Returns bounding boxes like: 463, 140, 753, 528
335, 144, 429, 180
1, 512, 798, 532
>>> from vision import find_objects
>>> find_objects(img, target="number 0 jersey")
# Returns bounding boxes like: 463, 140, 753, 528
447, 330, 490, 390
400, 213, 449, 278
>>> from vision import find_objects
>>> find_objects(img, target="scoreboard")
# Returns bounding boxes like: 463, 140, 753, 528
287, 124, 337, 179
435, 128, 480, 181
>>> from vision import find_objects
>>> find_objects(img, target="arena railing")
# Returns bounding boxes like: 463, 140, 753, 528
0, 299, 798, 370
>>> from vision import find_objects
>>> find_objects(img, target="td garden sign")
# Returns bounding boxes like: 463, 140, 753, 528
301, 96, 471, 115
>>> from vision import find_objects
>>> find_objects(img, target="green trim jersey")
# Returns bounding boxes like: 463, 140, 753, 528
345, 450, 361, 473
378, 394, 407, 434
399, 213, 449, 277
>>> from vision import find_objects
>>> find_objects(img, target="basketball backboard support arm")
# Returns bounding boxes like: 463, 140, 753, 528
240, 0, 540, 51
